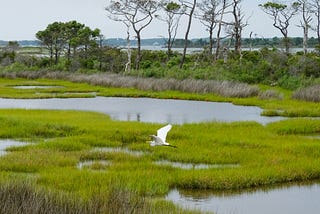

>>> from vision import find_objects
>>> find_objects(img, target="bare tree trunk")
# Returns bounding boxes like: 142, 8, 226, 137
318, 14, 320, 45
209, 28, 214, 56
136, 32, 142, 70
180, 0, 196, 69
298, 0, 312, 55
283, 36, 290, 54
215, 0, 228, 61
249, 31, 253, 51
233, 0, 241, 55
311, 0, 320, 44
303, 22, 308, 55
125, 24, 131, 73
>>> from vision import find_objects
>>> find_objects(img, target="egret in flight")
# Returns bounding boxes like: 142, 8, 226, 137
150, 124, 176, 148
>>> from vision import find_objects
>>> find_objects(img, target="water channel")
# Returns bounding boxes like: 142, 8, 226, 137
1, 96, 317, 213
167, 182, 320, 214
0, 97, 283, 124
0, 139, 28, 156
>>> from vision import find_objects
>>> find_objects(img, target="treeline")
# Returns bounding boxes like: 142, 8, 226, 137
1, 18, 320, 91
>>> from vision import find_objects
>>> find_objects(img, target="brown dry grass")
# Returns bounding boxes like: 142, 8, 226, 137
292, 85, 320, 102
0, 71, 259, 98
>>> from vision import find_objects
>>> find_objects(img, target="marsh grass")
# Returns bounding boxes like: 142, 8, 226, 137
0, 71, 259, 98
1, 76, 320, 212
259, 89, 283, 100
0, 181, 191, 214
1, 110, 320, 190
0, 181, 93, 214
64, 73, 260, 98
292, 85, 320, 102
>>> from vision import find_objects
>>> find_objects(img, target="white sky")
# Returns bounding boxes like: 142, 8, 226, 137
0, 0, 315, 41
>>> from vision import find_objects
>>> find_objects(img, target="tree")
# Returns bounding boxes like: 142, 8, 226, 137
106, 0, 158, 70
231, 0, 247, 56
64, 21, 85, 62
259, 1, 300, 54
215, 0, 231, 61
78, 27, 100, 59
158, 1, 184, 60
197, 0, 219, 57
310, 0, 320, 45
106, 2, 132, 73
1, 41, 20, 65
297, 0, 312, 55
36, 22, 65, 65
36, 21, 101, 69
179, 0, 197, 68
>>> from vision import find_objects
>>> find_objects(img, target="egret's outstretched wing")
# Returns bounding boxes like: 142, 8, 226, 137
157, 124, 172, 142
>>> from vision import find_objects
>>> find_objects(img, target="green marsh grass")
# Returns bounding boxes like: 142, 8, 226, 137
0, 76, 320, 212
0, 109, 320, 212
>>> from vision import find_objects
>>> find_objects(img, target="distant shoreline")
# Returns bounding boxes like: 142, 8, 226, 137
0, 37, 318, 50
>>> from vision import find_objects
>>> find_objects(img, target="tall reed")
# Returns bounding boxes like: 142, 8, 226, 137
0, 71, 259, 98
292, 85, 320, 102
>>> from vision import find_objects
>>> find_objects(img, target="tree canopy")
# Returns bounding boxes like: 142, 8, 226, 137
36, 21, 100, 66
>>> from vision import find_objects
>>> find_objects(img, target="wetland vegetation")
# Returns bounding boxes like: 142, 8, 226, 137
0, 77, 319, 213
1, 21, 320, 213
1, 0, 320, 212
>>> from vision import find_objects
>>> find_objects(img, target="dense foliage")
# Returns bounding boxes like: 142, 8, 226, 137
3, 45, 320, 91
1, 21, 320, 92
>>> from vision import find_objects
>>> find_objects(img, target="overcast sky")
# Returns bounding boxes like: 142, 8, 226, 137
0, 0, 315, 41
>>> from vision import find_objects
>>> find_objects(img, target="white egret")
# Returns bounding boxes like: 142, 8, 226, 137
150, 124, 176, 148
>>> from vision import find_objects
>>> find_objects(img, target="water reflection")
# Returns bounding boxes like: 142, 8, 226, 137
167, 182, 320, 214
0, 97, 284, 124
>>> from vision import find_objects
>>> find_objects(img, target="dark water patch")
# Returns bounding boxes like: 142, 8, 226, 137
0, 97, 284, 124
166, 182, 320, 214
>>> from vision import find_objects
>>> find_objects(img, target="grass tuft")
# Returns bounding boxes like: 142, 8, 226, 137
292, 85, 320, 102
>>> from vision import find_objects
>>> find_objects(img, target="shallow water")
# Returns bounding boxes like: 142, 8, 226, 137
0, 97, 283, 124
166, 182, 320, 214
0, 139, 28, 156
13, 85, 64, 89
92, 147, 146, 156
154, 160, 239, 170
77, 160, 110, 170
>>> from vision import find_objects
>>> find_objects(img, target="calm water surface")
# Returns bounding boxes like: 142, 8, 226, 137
167, 182, 320, 214
0, 97, 283, 124
0, 139, 28, 156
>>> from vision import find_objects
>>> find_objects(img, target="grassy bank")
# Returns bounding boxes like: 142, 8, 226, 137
0, 76, 320, 212
0, 108, 320, 212
0, 74, 319, 118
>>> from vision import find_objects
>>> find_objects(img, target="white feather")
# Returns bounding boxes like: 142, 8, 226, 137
149, 124, 176, 148
157, 124, 172, 143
